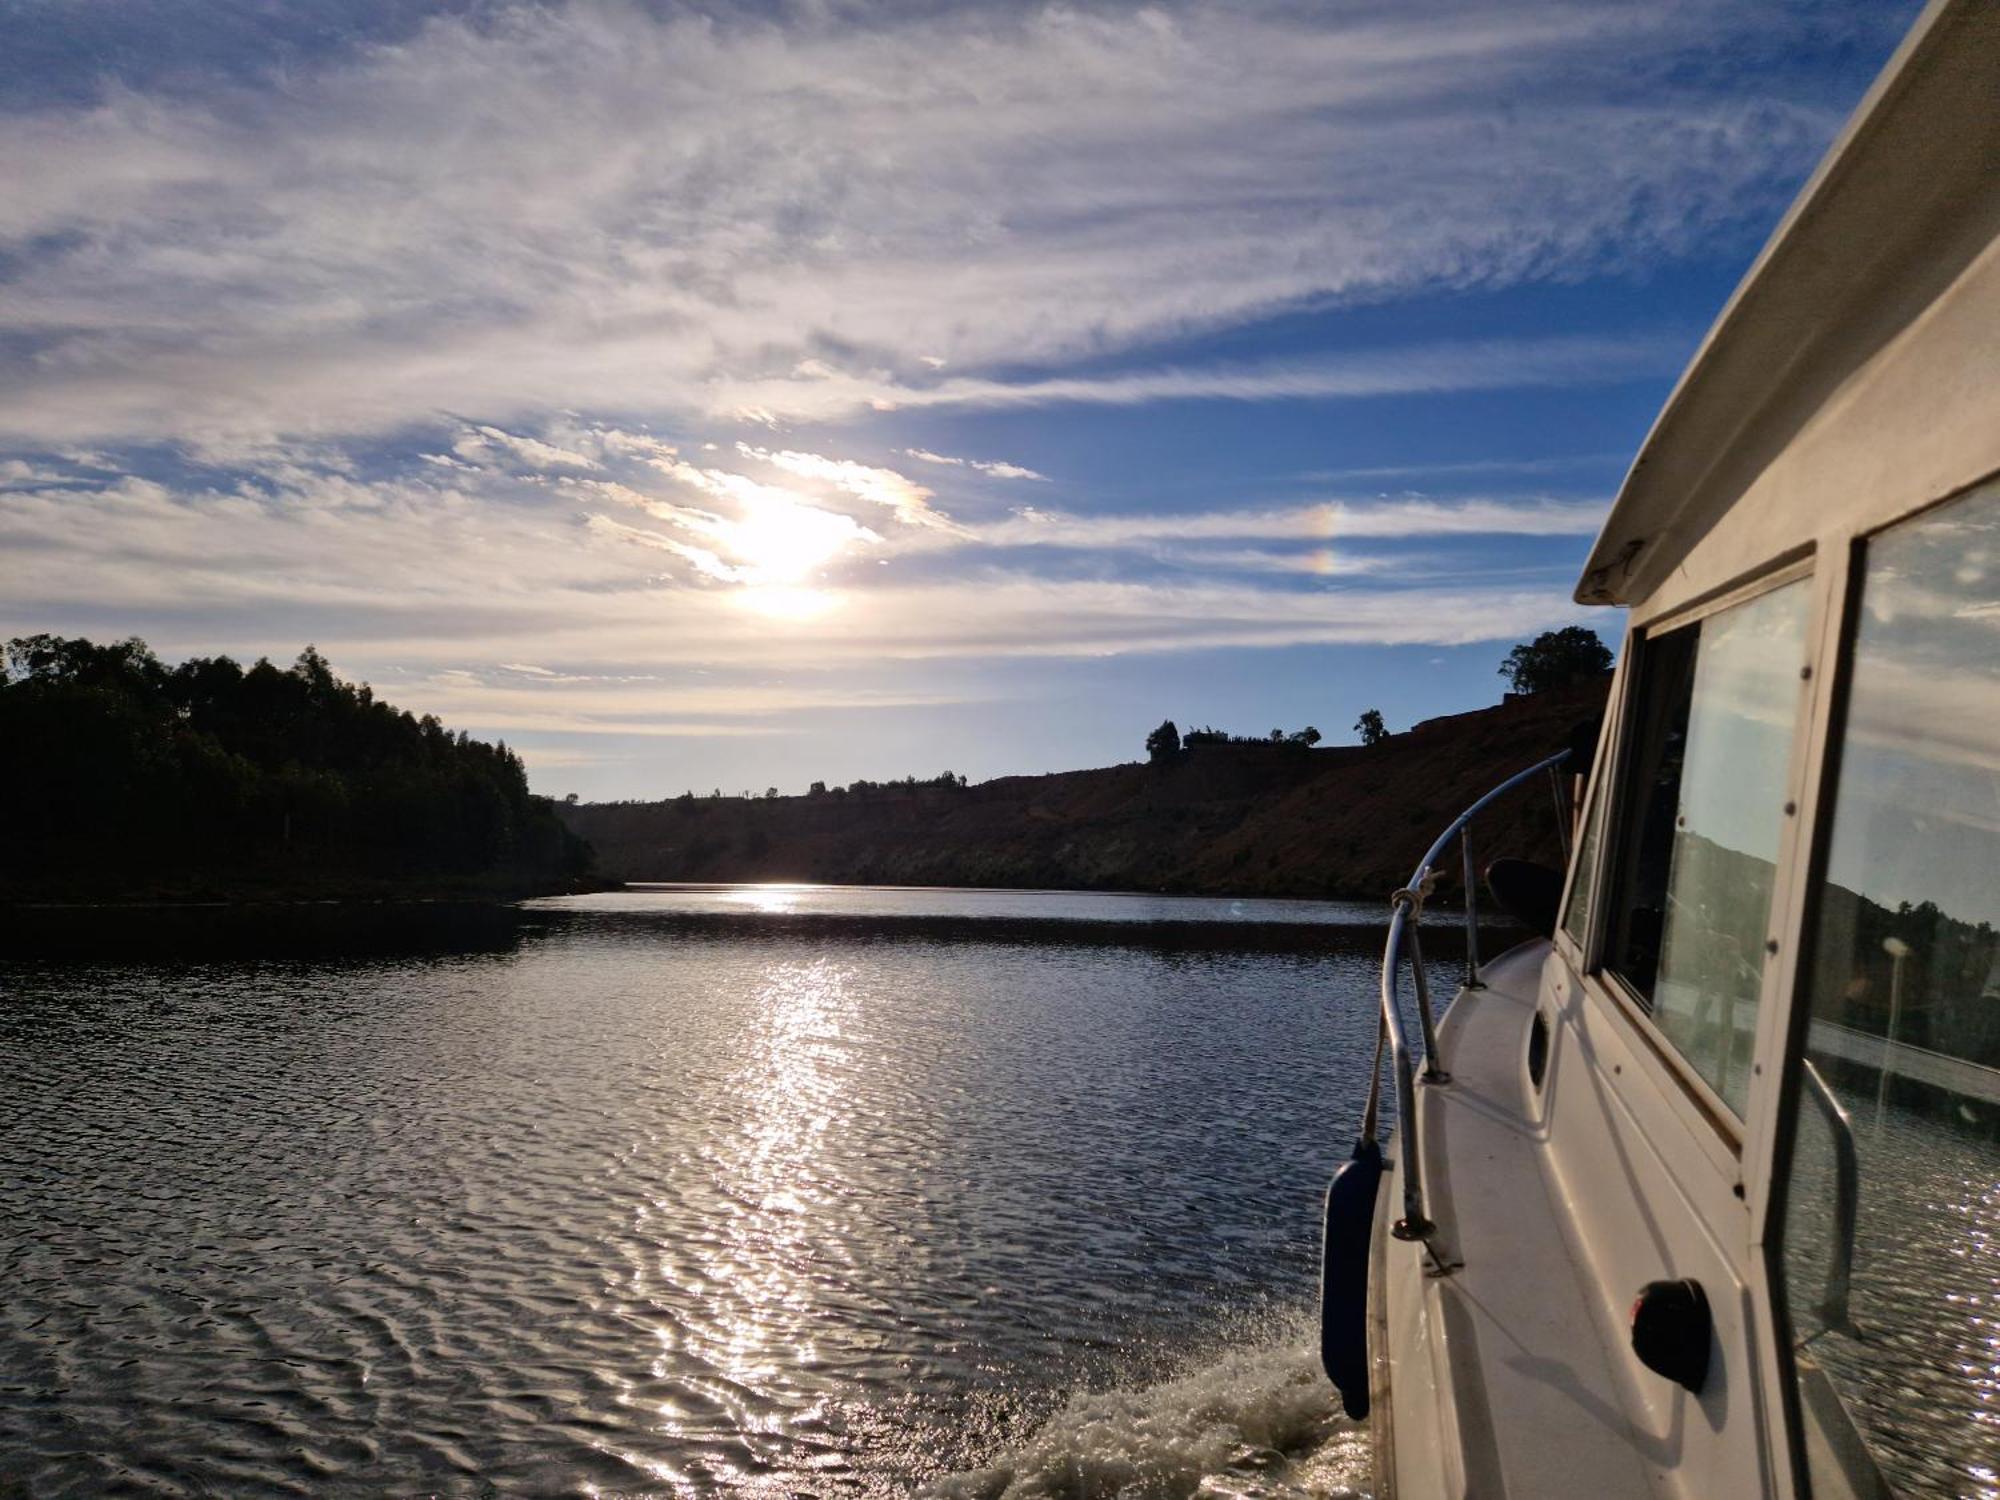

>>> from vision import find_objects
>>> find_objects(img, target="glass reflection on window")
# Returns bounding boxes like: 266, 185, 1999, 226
1562, 767, 1606, 948
1778, 481, 2000, 1500
1651, 582, 1809, 1116
1607, 579, 1808, 1116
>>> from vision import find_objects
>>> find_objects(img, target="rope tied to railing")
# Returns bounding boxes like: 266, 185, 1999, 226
1389, 863, 1437, 917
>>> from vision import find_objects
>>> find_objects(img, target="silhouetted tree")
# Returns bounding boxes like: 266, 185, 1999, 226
0, 634, 591, 897
1145, 719, 1181, 761
1179, 722, 1324, 748
1499, 627, 1614, 694
1355, 709, 1387, 746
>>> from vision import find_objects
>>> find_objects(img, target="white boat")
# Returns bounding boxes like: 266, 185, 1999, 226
1319, 2, 2000, 1494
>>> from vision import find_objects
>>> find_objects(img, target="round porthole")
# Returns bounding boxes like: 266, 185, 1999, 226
1527, 1009, 1550, 1091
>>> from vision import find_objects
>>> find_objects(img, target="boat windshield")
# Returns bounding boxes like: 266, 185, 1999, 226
1776, 479, 2000, 1498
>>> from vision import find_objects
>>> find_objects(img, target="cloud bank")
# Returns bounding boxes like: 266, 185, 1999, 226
0, 0, 1840, 448
0, 0, 1897, 790
0, 435, 1602, 679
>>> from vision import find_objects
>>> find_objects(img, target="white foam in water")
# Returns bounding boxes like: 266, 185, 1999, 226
925, 1331, 1371, 1500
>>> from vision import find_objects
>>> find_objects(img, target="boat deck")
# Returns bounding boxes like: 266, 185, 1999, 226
1381, 939, 1658, 1498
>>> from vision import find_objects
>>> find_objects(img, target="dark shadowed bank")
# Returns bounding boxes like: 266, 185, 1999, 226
560, 681, 1609, 903
0, 634, 595, 907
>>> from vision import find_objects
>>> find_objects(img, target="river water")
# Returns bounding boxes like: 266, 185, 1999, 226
0, 885, 1420, 1498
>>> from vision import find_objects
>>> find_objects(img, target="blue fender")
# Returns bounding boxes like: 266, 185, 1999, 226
1319, 1138, 1382, 1419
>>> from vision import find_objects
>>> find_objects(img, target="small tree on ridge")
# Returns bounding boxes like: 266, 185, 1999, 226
1499, 627, 1614, 694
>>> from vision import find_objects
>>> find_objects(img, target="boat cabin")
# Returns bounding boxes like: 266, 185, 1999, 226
1335, 3, 2000, 1495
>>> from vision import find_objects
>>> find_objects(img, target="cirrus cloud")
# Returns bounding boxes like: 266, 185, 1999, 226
0, 0, 1845, 449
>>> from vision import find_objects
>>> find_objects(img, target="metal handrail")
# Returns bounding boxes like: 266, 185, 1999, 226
1365, 748, 1572, 1246
1799, 1059, 1859, 1334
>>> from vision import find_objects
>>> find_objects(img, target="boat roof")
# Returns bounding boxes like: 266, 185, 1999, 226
1576, 0, 2000, 606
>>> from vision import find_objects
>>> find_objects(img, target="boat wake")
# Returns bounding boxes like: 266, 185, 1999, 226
924, 1323, 1370, 1500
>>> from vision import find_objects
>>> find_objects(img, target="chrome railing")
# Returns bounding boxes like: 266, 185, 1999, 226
1363, 749, 1571, 1246
1799, 1059, 1858, 1333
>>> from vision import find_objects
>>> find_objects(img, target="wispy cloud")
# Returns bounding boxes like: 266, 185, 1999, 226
389, 668, 985, 740
454, 425, 602, 472
0, 463, 1594, 671
980, 497, 1606, 548
1306, 452, 1629, 481
742, 446, 949, 528
714, 335, 1684, 422
0, 460, 74, 489
0, 2, 1837, 448
904, 449, 1049, 482
1163, 548, 1391, 578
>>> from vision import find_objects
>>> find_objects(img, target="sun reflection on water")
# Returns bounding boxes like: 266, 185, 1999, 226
722, 884, 824, 916
619, 956, 864, 1485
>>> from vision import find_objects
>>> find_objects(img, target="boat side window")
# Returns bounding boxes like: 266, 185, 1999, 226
1561, 765, 1606, 949
1776, 481, 2000, 1500
1603, 578, 1809, 1116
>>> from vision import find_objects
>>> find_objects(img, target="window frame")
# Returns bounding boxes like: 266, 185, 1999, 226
1566, 553, 1820, 1153
1757, 472, 2000, 1500
1552, 658, 1620, 974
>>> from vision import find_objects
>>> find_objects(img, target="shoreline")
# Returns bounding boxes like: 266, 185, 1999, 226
0, 876, 618, 911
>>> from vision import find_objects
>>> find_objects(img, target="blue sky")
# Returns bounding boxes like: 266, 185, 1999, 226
0, 0, 1920, 799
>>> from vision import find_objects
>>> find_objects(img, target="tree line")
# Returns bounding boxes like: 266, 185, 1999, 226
1146, 722, 1322, 759
813, 772, 968, 797
0, 634, 592, 898
637, 771, 972, 803
1144, 626, 1612, 762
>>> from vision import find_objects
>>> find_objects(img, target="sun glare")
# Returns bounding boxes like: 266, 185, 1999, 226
724, 496, 865, 587
742, 585, 837, 621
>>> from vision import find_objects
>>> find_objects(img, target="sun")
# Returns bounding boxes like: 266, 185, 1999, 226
727, 501, 843, 585
721, 495, 872, 591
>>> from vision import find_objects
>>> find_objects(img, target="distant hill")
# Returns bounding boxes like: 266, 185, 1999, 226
560, 681, 1608, 902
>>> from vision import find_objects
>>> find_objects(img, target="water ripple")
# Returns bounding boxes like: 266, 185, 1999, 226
0, 892, 1388, 1496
